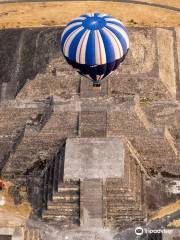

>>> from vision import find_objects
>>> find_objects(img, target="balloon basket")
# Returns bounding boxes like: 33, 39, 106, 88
93, 83, 101, 92
93, 82, 101, 88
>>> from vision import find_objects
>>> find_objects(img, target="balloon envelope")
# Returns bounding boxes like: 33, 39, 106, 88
60, 13, 129, 84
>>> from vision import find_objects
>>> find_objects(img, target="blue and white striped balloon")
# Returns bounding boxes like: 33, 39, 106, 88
60, 13, 129, 84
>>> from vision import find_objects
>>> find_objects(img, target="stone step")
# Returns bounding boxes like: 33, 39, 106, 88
43, 220, 79, 229
42, 213, 80, 221
106, 199, 137, 205
111, 215, 144, 222
106, 188, 138, 194
43, 216, 80, 224
107, 216, 145, 226
107, 208, 143, 214
43, 211, 79, 218
43, 218, 80, 228
106, 195, 136, 202
107, 202, 141, 210
53, 189, 80, 197
42, 180, 80, 229
47, 202, 79, 210
106, 203, 141, 209
107, 205, 141, 213
58, 185, 80, 192
106, 186, 131, 192
52, 194, 79, 203
108, 216, 144, 222
61, 179, 80, 185
106, 189, 135, 195
44, 207, 79, 216
108, 218, 144, 229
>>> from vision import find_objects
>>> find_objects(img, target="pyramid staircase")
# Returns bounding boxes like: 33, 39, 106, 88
104, 146, 146, 230
105, 179, 145, 230
42, 180, 80, 229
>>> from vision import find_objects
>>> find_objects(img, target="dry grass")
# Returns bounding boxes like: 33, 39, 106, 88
0, 1, 180, 29
0, 180, 31, 227
150, 200, 180, 220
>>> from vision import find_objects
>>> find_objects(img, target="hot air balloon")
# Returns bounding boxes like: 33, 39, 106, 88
60, 13, 129, 87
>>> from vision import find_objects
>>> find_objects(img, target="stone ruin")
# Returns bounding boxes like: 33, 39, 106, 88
0, 27, 180, 240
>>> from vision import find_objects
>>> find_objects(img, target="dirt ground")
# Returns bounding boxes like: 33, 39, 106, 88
0, 1, 180, 29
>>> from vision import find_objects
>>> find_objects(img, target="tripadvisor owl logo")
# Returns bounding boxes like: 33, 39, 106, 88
135, 226, 144, 236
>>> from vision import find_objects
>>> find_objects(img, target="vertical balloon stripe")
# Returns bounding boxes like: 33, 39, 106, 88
63, 27, 84, 57
68, 28, 86, 61
94, 31, 101, 64
99, 29, 115, 64
79, 31, 90, 64
76, 30, 90, 64
105, 19, 129, 35
106, 24, 128, 53
97, 31, 107, 65
106, 23, 129, 49
61, 24, 83, 50
95, 30, 106, 65
103, 27, 123, 59
61, 22, 82, 41
105, 18, 125, 26
85, 31, 96, 65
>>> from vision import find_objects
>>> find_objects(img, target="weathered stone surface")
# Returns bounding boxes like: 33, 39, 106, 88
0, 28, 63, 100
109, 76, 171, 100
16, 57, 80, 101
156, 28, 176, 98
116, 28, 157, 75
141, 101, 178, 128
175, 28, 180, 100
64, 138, 124, 179
79, 111, 107, 137
163, 229, 180, 240
80, 77, 108, 98
80, 180, 103, 227
107, 101, 148, 137
39, 111, 78, 138
0, 100, 53, 174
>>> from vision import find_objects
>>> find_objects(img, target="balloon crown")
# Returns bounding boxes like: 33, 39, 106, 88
82, 14, 107, 30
